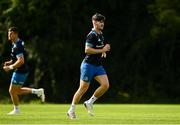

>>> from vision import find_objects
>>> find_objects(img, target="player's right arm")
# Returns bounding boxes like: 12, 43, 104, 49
3, 54, 24, 72
3, 42, 25, 72
85, 32, 110, 55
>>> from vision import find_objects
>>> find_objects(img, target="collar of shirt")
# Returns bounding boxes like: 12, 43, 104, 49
12, 38, 20, 45
91, 28, 102, 34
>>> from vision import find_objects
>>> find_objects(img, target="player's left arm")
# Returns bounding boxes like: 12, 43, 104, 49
101, 41, 109, 58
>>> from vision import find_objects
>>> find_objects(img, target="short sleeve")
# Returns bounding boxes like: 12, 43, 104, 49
15, 42, 24, 58
85, 33, 96, 48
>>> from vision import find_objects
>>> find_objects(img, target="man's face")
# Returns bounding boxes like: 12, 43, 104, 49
94, 20, 104, 30
8, 31, 17, 42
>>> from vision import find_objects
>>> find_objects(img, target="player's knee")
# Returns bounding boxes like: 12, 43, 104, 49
101, 82, 109, 90
79, 81, 89, 93
9, 88, 16, 95
9, 87, 19, 95
79, 86, 88, 94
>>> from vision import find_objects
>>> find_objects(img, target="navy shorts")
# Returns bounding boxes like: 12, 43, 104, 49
80, 61, 106, 83
11, 72, 28, 85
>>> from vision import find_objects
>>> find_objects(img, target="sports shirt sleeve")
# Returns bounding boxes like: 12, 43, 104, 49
15, 42, 25, 58
85, 33, 96, 48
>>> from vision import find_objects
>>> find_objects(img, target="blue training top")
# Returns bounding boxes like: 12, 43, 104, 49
84, 29, 106, 66
11, 39, 29, 73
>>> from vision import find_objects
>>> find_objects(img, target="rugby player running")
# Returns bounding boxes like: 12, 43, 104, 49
3, 27, 45, 115
67, 13, 110, 119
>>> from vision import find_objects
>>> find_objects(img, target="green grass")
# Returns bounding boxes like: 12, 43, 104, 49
0, 104, 180, 124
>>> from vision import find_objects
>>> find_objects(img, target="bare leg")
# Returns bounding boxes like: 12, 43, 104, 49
9, 85, 33, 106
9, 84, 45, 108
85, 75, 109, 104
83, 75, 110, 116
19, 87, 32, 95
93, 75, 109, 98
9, 84, 22, 106
67, 80, 89, 119
72, 80, 89, 104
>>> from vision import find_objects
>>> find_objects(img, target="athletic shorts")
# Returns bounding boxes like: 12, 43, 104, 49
11, 72, 28, 85
80, 61, 106, 83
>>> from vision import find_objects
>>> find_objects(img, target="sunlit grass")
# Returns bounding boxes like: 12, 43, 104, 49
0, 104, 180, 124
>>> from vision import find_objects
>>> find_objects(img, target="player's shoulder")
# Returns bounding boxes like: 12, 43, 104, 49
16, 39, 25, 47
87, 30, 98, 39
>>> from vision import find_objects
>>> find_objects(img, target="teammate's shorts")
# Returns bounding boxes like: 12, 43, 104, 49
11, 72, 28, 85
80, 61, 106, 83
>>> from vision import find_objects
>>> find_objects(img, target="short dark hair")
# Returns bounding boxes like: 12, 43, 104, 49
92, 13, 105, 21
8, 27, 18, 34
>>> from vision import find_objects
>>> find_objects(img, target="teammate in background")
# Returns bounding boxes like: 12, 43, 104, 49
3, 27, 45, 115
67, 13, 110, 119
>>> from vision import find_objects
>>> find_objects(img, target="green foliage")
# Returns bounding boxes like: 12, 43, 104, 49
0, 0, 180, 103
149, 0, 180, 38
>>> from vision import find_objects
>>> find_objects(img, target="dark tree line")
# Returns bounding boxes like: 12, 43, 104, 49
0, 0, 180, 103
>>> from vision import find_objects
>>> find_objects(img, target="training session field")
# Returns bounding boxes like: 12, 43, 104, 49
0, 104, 180, 124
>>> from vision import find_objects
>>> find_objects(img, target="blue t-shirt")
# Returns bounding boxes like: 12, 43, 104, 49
84, 30, 105, 66
11, 39, 28, 73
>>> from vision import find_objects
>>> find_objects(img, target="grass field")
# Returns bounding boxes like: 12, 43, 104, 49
0, 104, 180, 124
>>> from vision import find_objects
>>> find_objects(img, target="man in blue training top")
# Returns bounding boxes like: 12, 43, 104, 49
3, 27, 45, 115
67, 13, 111, 119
